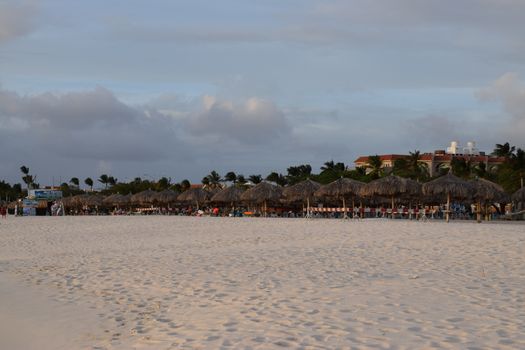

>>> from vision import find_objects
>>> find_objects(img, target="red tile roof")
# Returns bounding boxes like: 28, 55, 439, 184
355, 154, 506, 164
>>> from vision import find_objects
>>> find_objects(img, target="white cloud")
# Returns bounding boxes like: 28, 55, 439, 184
184, 95, 291, 144
0, 1, 38, 43
476, 73, 525, 146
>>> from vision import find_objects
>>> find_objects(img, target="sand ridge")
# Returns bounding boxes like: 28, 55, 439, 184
1, 216, 524, 349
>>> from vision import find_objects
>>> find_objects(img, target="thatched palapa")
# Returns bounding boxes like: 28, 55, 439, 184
283, 179, 320, 202
104, 193, 131, 207
131, 189, 158, 205
361, 176, 421, 217
283, 179, 321, 216
154, 189, 179, 204
211, 186, 244, 204
177, 188, 209, 209
315, 177, 365, 218
61, 196, 76, 208
103, 193, 120, 205
511, 187, 525, 212
422, 172, 472, 222
512, 187, 525, 202
241, 182, 282, 204
240, 182, 282, 216
73, 194, 104, 207
469, 178, 506, 202
469, 178, 507, 222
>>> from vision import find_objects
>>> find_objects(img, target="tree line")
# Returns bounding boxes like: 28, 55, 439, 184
1, 142, 523, 201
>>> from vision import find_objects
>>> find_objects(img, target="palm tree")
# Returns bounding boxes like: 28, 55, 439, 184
70, 177, 80, 188
367, 155, 383, 180
157, 177, 170, 190
84, 177, 94, 191
224, 171, 237, 184
201, 176, 210, 186
511, 148, 525, 188
492, 142, 515, 158
236, 175, 247, 186
286, 164, 312, 185
392, 158, 410, 178
473, 162, 489, 179
180, 179, 191, 191
20, 166, 29, 176
491, 143, 523, 192
207, 170, 222, 188
407, 150, 429, 181
248, 174, 262, 184
321, 160, 336, 172
108, 176, 117, 187
20, 165, 36, 190
450, 158, 474, 179
345, 166, 367, 182
266, 172, 288, 186
98, 174, 109, 189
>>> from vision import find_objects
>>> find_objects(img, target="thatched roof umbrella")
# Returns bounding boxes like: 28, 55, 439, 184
103, 193, 120, 206
85, 195, 104, 207
512, 187, 525, 202
211, 186, 244, 204
511, 187, 525, 212
240, 182, 283, 217
400, 178, 423, 219
103, 193, 131, 208
131, 189, 158, 206
73, 194, 104, 208
69, 194, 85, 207
422, 172, 472, 222
114, 193, 132, 207
283, 179, 321, 217
469, 178, 507, 222
204, 188, 221, 205
314, 177, 365, 218
154, 189, 180, 206
177, 188, 209, 210
361, 176, 421, 218
61, 195, 76, 208
469, 178, 506, 202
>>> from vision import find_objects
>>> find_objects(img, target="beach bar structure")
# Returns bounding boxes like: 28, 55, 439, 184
22, 189, 63, 215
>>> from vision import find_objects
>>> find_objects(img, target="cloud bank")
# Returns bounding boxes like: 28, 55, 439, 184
0, 86, 297, 184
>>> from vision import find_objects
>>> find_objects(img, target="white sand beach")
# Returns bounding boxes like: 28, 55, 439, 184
1, 216, 524, 349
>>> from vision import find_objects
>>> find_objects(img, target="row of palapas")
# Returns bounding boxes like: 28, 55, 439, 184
55, 173, 525, 221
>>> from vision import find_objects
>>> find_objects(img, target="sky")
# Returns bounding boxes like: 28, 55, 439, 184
1, 0, 525, 187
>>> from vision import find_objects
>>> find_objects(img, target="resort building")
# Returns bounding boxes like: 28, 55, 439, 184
354, 141, 506, 177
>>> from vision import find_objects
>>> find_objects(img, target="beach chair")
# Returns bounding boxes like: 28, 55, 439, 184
419, 208, 429, 221
352, 207, 361, 220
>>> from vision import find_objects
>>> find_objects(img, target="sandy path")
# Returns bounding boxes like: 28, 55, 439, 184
1, 216, 524, 349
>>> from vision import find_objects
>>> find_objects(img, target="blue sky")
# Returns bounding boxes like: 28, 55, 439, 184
1, 0, 524, 187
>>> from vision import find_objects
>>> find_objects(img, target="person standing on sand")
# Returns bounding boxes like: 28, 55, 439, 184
1, 206, 7, 218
